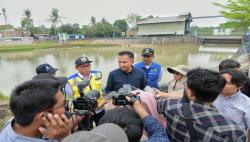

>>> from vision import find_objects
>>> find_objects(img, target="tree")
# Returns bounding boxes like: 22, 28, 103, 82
81, 25, 95, 37
2, 8, 7, 24
101, 17, 108, 24
95, 22, 114, 37
59, 23, 81, 34
0, 24, 14, 31
126, 13, 142, 30
214, 0, 250, 31
113, 19, 128, 36
90, 16, 96, 28
49, 8, 62, 36
21, 9, 33, 35
30, 25, 49, 34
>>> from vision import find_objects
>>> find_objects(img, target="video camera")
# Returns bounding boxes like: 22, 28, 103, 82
72, 80, 100, 116
69, 80, 100, 131
106, 84, 140, 106
73, 89, 99, 116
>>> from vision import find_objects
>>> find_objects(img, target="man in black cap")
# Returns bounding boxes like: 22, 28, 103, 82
134, 48, 162, 88
65, 57, 104, 130
36, 63, 58, 75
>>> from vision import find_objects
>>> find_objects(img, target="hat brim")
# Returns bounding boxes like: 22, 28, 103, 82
75, 61, 93, 66
167, 67, 186, 76
48, 68, 58, 74
142, 53, 153, 56
32, 73, 68, 86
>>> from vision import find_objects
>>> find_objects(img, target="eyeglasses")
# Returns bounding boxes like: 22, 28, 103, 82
79, 64, 90, 68
48, 100, 68, 111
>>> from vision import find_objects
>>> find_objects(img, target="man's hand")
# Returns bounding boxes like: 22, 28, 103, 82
39, 113, 71, 140
98, 98, 111, 108
126, 96, 149, 118
70, 115, 83, 129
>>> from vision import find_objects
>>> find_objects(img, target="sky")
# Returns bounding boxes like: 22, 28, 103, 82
0, 0, 227, 28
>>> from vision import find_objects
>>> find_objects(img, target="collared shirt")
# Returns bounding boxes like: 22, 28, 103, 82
213, 91, 250, 130
105, 67, 147, 93
167, 77, 186, 94
157, 99, 246, 142
143, 115, 170, 142
0, 119, 58, 142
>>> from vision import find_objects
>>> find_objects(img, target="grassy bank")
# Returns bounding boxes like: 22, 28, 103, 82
0, 40, 119, 52
0, 92, 9, 101
0, 92, 11, 130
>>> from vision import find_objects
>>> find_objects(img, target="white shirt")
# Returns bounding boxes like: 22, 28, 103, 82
213, 91, 250, 131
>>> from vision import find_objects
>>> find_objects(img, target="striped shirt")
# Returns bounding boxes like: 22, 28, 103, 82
157, 99, 246, 142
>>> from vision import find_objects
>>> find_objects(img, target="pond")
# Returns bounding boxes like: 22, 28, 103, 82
0, 44, 240, 95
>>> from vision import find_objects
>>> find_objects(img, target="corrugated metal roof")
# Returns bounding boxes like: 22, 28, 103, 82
137, 15, 191, 25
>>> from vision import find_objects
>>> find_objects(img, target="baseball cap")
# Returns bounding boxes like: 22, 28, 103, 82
32, 73, 68, 86
62, 123, 128, 142
141, 48, 154, 56
75, 57, 92, 66
36, 63, 58, 75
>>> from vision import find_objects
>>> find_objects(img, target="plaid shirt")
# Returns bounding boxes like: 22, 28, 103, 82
157, 99, 246, 142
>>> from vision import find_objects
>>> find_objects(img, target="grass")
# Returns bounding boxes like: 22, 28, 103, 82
0, 42, 58, 52
0, 91, 11, 130
0, 92, 9, 101
0, 40, 120, 52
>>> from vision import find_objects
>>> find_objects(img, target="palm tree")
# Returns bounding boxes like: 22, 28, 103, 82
49, 8, 62, 36
2, 8, 7, 25
90, 16, 96, 28
21, 9, 33, 35
23, 9, 31, 18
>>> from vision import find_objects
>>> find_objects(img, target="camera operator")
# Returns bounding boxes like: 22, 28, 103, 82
65, 57, 105, 130
99, 94, 170, 142
0, 78, 82, 142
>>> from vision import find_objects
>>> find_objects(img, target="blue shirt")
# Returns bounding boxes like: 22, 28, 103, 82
143, 115, 170, 142
105, 67, 147, 93
213, 91, 250, 131
0, 119, 58, 142
134, 62, 162, 88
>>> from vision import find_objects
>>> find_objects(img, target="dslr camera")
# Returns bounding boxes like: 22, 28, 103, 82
107, 84, 140, 106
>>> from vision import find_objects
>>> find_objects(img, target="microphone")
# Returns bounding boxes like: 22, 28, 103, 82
77, 80, 90, 97
85, 89, 100, 99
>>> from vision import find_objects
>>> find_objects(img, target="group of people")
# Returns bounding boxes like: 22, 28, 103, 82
0, 48, 250, 142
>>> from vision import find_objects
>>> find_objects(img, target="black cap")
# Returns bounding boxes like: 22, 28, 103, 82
32, 73, 68, 86
75, 57, 92, 66
141, 48, 154, 56
36, 63, 58, 75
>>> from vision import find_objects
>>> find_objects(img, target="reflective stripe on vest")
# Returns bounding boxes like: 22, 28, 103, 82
68, 75, 102, 105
